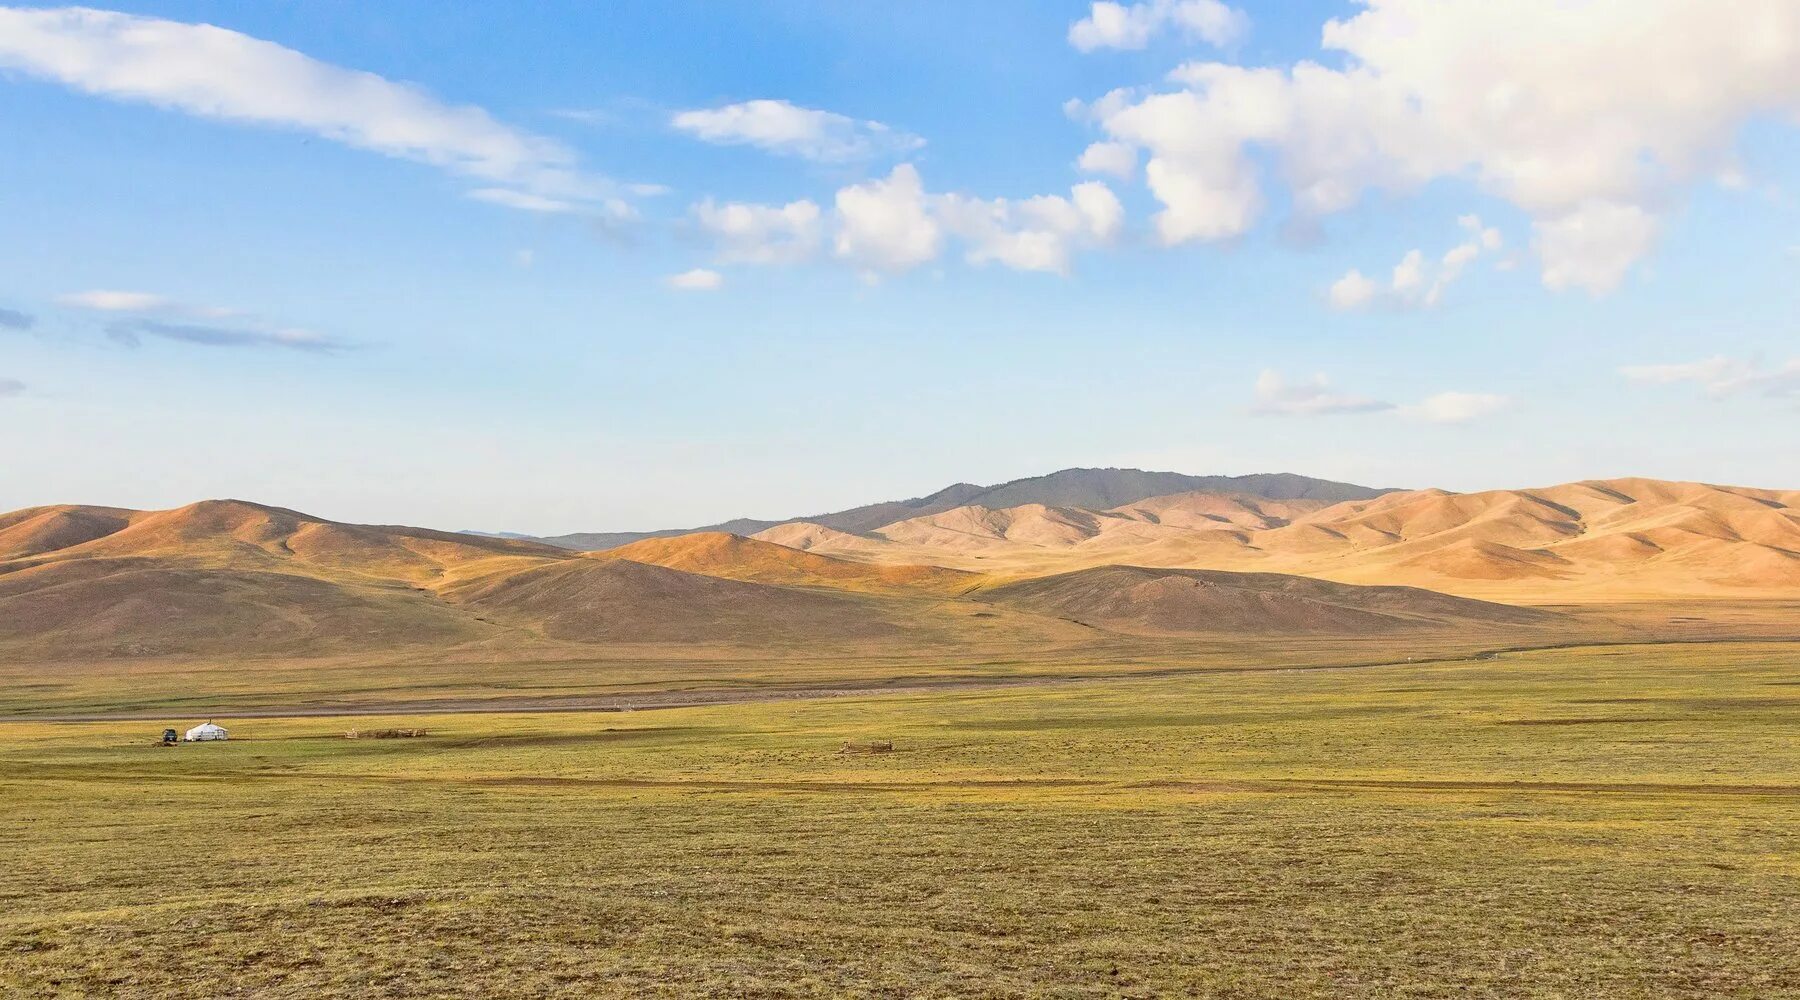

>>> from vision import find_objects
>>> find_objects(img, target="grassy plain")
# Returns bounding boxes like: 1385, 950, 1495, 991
3, 640, 1797, 997
5, 600, 1794, 720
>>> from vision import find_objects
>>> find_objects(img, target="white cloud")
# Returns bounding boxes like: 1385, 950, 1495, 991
106, 318, 345, 352
1254, 371, 1510, 422
0, 6, 628, 211
58, 289, 235, 318
1401, 391, 1510, 424
691, 167, 1121, 279
1534, 201, 1659, 295
1389, 250, 1425, 296
1069, 0, 1247, 52
1326, 269, 1377, 310
1622, 356, 1800, 399
1077, 141, 1138, 179
1082, 0, 1800, 290
468, 188, 575, 214
936, 181, 1123, 274
59, 288, 345, 350
665, 268, 723, 292
1328, 215, 1505, 310
671, 99, 922, 162
0, 377, 23, 397
59, 290, 176, 312
1251, 370, 1394, 416
833, 164, 941, 274
692, 198, 823, 265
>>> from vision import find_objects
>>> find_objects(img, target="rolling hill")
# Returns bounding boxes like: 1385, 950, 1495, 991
0, 500, 981, 659
1, 472, 1790, 662
506, 468, 1395, 551
598, 532, 977, 594
439, 556, 901, 645
980, 566, 1555, 636
751, 478, 1800, 601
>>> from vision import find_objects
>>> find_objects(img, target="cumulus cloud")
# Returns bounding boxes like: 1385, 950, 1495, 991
692, 198, 823, 265
1622, 356, 1800, 399
0, 377, 23, 396
687, 166, 1122, 279
834, 164, 942, 274
671, 99, 922, 162
1068, 0, 1247, 52
0, 307, 32, 330
936, 181, 1123, 275
1326, 269, 1377, 310
1534, 202, 1658, 295
1077, 140, 1138, 179
665, 268, 723, 292
1080, 0, 1800, 291
1251, 370, 1394, 416
1400, 391, 1510, 424
0, 6, 633, 213
1329, 215, 1505, 310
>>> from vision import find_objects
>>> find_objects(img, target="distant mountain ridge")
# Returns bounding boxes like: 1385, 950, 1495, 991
499, 468, 1398, 551
750, 477, 1800, 601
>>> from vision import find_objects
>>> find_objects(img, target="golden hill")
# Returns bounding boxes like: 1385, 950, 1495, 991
439, 556, 902, 645
0, 499, 564, 586
980, 566, 1554, 636
599, 532, 977, 594
0, 501, 985, 659
2, 476, 1789, 662
753, 478, 1800, 602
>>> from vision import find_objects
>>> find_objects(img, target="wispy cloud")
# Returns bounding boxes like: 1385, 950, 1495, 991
0, 6, 640, 214
0, 307, 33, 330
1251, 370, 1393, 416
672, 99, 923, 163
106, 318, 347, 353
463, 187, 639, 221
1621, 356, 1800, 399
1399, 391, 1510, 424
58, 289, 235, 317
665, 268, 723, 292
61, 288, 348, 352
0, 377, 23, 396
1253, 371, 1509, 423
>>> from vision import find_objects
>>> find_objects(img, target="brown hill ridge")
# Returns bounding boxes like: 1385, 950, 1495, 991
598, 532, 976, 594
0, 500, 981, 658
980, 566, 1555, 636
1, 474, 1790, 661
753, 478, 1800, 601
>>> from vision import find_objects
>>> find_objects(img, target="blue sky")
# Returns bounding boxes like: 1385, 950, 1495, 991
1, 1, 1796, 533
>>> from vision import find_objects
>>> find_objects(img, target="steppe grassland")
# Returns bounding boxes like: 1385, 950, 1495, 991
2, 641, 1796, 997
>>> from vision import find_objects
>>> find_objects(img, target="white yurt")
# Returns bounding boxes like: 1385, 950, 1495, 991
185, 721, 229, 742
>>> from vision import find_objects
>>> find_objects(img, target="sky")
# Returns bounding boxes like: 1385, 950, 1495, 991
1, 0, 1796, 534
